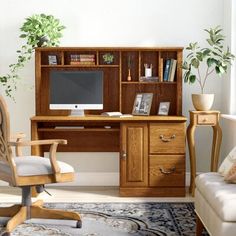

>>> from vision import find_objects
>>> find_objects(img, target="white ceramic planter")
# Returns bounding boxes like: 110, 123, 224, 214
192, 94, 214, 111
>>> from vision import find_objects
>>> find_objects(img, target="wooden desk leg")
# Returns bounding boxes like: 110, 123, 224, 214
187, 124, 196, 197
211, 124, 222, 172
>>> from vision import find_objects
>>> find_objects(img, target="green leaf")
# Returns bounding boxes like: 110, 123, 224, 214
207, 58, 215, 67
183, 70, 190, 82
189, 74, 196, 83
191, 58, 199, 68
196, 52, 203, 61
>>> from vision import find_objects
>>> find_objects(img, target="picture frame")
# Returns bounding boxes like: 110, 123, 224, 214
158, 102, 170, 115
132, 93, 153, 116
48, 55, 57, 65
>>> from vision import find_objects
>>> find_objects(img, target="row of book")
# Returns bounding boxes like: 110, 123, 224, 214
162, 58, 177, 82
70, 54, 96, 65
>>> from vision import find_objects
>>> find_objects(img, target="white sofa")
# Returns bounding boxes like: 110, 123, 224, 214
195, 172, 236, 236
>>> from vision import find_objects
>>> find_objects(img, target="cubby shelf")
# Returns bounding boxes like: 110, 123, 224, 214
41, 65, 120, 68
121, 81, 177, 85
35, 47, 183, 116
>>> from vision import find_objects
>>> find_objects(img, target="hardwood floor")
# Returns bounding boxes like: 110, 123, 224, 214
0, 186, 194, 203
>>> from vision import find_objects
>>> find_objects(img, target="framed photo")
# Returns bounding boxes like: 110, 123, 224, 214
158, 102, 170, 115
132, 93, 153, 116
48, 55, 57, 65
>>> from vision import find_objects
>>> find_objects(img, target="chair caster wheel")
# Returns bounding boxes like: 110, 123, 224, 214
76, 220, 82, 228
2, 232, 11, 236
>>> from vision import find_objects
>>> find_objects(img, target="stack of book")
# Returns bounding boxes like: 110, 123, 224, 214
163, 59, 177, 82
139, 76, 159, 82
70, 54, 95, 65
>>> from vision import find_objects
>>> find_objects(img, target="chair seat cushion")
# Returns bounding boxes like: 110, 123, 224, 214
195, 172, 236, 221
13, 156, 74, 176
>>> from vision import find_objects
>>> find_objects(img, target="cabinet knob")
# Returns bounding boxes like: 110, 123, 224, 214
159, 134, 176, 142
159, 167, 176, 175
121, 151, 127, 159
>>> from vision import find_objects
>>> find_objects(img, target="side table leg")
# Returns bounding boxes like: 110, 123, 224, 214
211, 124, 222, 172
187, 124, 196, 197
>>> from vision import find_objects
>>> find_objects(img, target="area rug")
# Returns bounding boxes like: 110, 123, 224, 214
0, 202, 209, 236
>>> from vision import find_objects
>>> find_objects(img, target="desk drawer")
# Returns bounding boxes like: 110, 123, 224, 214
149, 123, 185, 154
197, 114, 216, 125
149, 155, 185, 187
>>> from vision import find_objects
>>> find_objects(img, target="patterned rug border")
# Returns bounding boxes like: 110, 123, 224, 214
0, 201, 208, 236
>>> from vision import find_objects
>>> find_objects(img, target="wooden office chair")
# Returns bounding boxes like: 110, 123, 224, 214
0, 95, 81, 236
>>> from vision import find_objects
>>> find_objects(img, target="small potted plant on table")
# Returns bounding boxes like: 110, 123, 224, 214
182, 26, 235, 111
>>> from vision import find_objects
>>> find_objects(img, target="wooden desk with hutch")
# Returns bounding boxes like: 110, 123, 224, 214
31, 47, 187, 197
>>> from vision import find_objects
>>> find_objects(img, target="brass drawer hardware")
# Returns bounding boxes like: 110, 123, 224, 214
159, 134, 176, 142
159, 167, 176, 175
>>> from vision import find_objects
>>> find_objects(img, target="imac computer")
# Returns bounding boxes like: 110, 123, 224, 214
50, 70, 103, 116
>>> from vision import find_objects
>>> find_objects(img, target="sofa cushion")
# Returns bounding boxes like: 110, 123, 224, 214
195, 172, 236, 221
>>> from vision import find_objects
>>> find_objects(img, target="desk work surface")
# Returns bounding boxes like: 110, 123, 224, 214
31, 115, 187, 122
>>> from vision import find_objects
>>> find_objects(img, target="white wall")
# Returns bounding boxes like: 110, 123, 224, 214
220, 0, 236, 163
0, 0, 225, 185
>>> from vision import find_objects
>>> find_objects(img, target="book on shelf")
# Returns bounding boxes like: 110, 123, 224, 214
70, 54, 95, 65
163, 59, 177, 82
159, 58, 164, 82
101, 112, 133, 117
139, 76, 159, 82
163, 59, 171, 82
168, 59, 177, 82
70, 61, 96, 65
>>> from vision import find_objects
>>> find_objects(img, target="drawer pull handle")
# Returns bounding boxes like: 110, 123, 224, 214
159, 134, 176, 142
159, 167, 176, 175
202, 118, 208, 122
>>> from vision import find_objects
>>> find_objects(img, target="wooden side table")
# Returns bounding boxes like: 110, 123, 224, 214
187, 111, 222, 196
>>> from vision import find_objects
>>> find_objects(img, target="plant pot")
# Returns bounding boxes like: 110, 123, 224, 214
37, 35, 49, 47
192, 94, 214, 111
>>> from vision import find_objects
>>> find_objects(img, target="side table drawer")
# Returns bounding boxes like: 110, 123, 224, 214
197, 114, 216, 125
149, 155, 185, 187
150, 123, 185, 154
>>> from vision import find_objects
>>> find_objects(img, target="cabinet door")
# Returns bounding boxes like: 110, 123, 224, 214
120, 123, 148, 187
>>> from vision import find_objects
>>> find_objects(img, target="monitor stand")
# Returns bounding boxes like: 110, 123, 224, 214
70, 109, 85, 116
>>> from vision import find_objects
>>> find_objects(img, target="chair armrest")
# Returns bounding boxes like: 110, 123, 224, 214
9, 139, 67, 147
9, 139, 67, 182
10, 132, 26, 141
10, 133, 27, 156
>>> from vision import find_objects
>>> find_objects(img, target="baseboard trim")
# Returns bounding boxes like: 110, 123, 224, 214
0, 172, 196, 187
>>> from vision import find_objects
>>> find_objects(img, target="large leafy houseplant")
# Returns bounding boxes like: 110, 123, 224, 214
183, 26, 234, 94
0, 14, 65, 98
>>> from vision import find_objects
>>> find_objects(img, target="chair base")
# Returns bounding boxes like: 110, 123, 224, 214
0, 200, 82, 235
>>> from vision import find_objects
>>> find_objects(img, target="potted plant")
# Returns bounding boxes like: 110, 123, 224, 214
182, 26, 235, 110
0, 13, 65, 99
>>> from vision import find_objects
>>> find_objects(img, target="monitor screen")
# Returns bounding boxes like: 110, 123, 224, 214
50, 70, 103, 111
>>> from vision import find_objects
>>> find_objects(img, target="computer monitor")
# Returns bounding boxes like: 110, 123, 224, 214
50, 70, 103, 116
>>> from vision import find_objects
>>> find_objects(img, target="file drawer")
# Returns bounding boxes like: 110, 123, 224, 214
149, 155, 185, 187
149, 123, 185, 154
